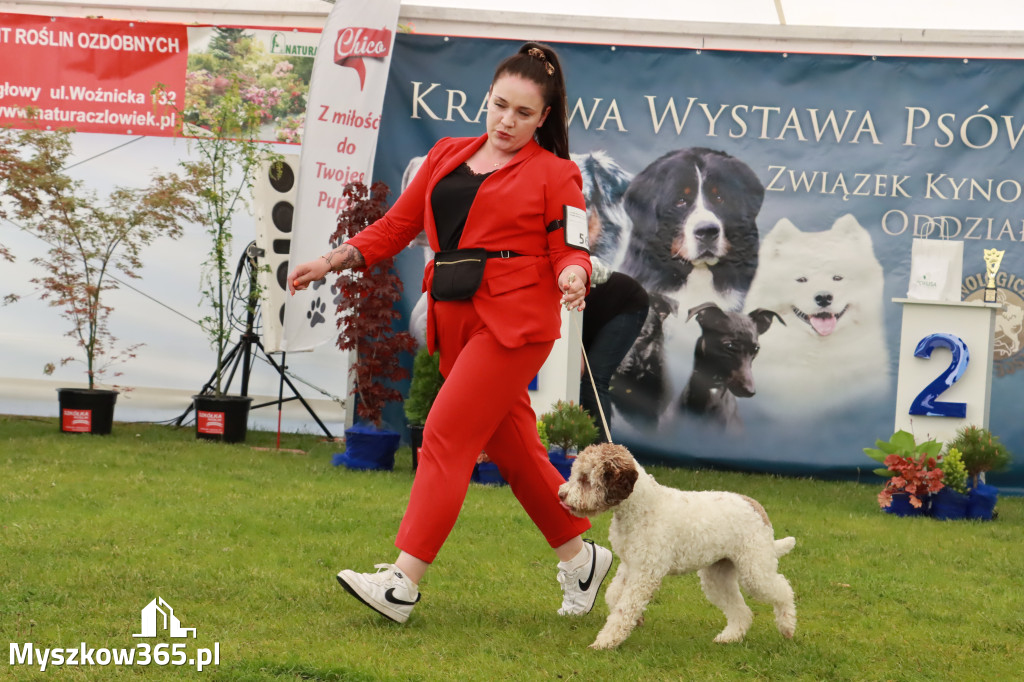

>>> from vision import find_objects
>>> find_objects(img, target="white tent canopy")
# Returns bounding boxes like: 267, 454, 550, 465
5, 0, 1024, 32
6, 0, 1024, 59
406, 0, 1024, 32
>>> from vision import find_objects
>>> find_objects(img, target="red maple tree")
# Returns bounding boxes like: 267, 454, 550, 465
331, 181, 417, 427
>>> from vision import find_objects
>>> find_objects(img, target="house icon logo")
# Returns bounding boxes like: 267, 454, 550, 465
132, 597, 196, 638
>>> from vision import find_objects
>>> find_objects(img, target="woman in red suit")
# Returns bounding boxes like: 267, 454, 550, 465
288, 42, 612, 624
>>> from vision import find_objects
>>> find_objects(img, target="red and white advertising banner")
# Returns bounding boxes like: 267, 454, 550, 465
0, 14, 187, 135
282, 0, 401, 351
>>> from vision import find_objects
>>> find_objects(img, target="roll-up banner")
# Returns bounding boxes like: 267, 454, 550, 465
281, 0, 402, 352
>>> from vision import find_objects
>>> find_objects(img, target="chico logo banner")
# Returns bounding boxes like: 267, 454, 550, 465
283, 0, 401, 352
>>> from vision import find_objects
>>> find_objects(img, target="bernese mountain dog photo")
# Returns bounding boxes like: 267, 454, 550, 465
614, 147, 766, 421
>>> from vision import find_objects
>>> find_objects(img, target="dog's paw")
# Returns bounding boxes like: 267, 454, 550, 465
589, 629, 625, 650
778, 621, 796, 639
713, 629, 747, 644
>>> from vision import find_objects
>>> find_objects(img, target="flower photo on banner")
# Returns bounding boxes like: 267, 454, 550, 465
184, 27, 316, 144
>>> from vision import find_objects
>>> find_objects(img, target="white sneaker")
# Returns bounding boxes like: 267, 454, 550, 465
336, 563, 421, 623
556, 540, 613, 616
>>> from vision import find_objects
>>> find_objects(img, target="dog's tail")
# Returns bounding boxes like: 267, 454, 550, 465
774, 537, 796, 558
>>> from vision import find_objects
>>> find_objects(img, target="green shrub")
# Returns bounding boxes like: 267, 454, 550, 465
537, 420, 550, 451
946, 425, 1012, 487
938, 447, 969, 494
403, 347, 443, 426
539, 400, 598, 452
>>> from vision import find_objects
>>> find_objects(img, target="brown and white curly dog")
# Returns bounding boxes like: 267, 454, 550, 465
558, 443, 797, 649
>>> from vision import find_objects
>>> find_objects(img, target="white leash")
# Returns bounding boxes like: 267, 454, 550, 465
567, 273, 612, 442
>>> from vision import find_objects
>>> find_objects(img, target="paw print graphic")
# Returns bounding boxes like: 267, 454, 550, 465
307, 298, 327, 327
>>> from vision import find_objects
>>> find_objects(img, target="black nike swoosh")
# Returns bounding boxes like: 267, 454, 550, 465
578, 544, 597, 591
384, 588, 420, 606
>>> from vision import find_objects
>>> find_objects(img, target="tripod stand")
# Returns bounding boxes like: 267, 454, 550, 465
173, 243, 335, 439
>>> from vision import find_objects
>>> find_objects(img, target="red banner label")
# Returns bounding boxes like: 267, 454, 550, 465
0, 13, 187, 135
62, 408, 92, 433
197, 411, 225, 435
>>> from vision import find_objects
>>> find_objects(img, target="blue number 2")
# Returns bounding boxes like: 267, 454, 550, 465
909, 333, 969, 418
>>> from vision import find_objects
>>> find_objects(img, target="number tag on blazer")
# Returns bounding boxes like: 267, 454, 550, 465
563, 205, 589, 253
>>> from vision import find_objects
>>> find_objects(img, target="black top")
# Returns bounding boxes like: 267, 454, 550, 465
582, 272, 650, 347
431, 162, 493, 251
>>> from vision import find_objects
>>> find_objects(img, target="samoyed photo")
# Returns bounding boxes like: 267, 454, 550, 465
741, 213, 892, 420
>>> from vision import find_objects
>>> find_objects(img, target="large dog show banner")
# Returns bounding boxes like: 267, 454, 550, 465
3, 11, 1024, 492
374, 34, 1024, 493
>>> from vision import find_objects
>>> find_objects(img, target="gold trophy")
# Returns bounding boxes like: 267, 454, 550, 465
983, 248, 1005, 303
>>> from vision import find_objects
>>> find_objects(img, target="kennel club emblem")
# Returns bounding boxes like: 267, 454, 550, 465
963, 271, 1024, 377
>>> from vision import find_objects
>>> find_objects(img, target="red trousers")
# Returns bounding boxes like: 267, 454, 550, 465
395, 300, 592, 563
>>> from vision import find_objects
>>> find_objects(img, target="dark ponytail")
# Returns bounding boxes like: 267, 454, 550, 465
491, 42, 570, 159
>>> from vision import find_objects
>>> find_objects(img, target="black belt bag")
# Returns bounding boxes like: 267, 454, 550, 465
431, 248, 524, 301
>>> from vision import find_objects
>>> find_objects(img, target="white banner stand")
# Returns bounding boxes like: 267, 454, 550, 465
528, 309, 582, 417
892, 298, 1002, 446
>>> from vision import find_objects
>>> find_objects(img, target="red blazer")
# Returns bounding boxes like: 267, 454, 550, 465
347, 134, 591, 354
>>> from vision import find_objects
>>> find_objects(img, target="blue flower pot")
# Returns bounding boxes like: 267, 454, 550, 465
335, 423, 400, 471
884, 492, 929, 517
931, 487, 969, 521
966, 483, 998, 521
472, 461, 506, 486
548, 446, 574, 481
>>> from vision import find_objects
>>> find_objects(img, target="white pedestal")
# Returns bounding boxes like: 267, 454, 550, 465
893, 298, 1001, 445
528, 308, 582, 416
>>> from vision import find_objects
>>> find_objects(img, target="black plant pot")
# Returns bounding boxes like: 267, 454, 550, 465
57, 388, 118, 435
408, 423, 424, 472
192, 394, 253, 443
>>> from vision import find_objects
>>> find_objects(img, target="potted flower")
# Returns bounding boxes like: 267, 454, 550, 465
471, 418, 561, 486
540, 399, 600, 480
932, 447, 970, 521
403, 346, 444, 471
164, 78, 282, 443
537, 419, 550, 451
1, 119, 200, 434
472, 451, 506, 486
331, 181, 417, 471
945, 425, 1012, 521
864, 430, 944, 516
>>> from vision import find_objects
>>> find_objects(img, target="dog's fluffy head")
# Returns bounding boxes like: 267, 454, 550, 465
621, 147, 764, 294
744, 213, 884, 338
558, 443, 640, 517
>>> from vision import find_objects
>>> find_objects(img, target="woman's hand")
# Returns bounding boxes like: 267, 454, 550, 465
558, 265, 588, 312
288, 257, 331, 294
288, 244, 366, 293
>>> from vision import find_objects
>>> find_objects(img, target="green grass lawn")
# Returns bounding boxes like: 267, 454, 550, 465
2, 414, 1022, 681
